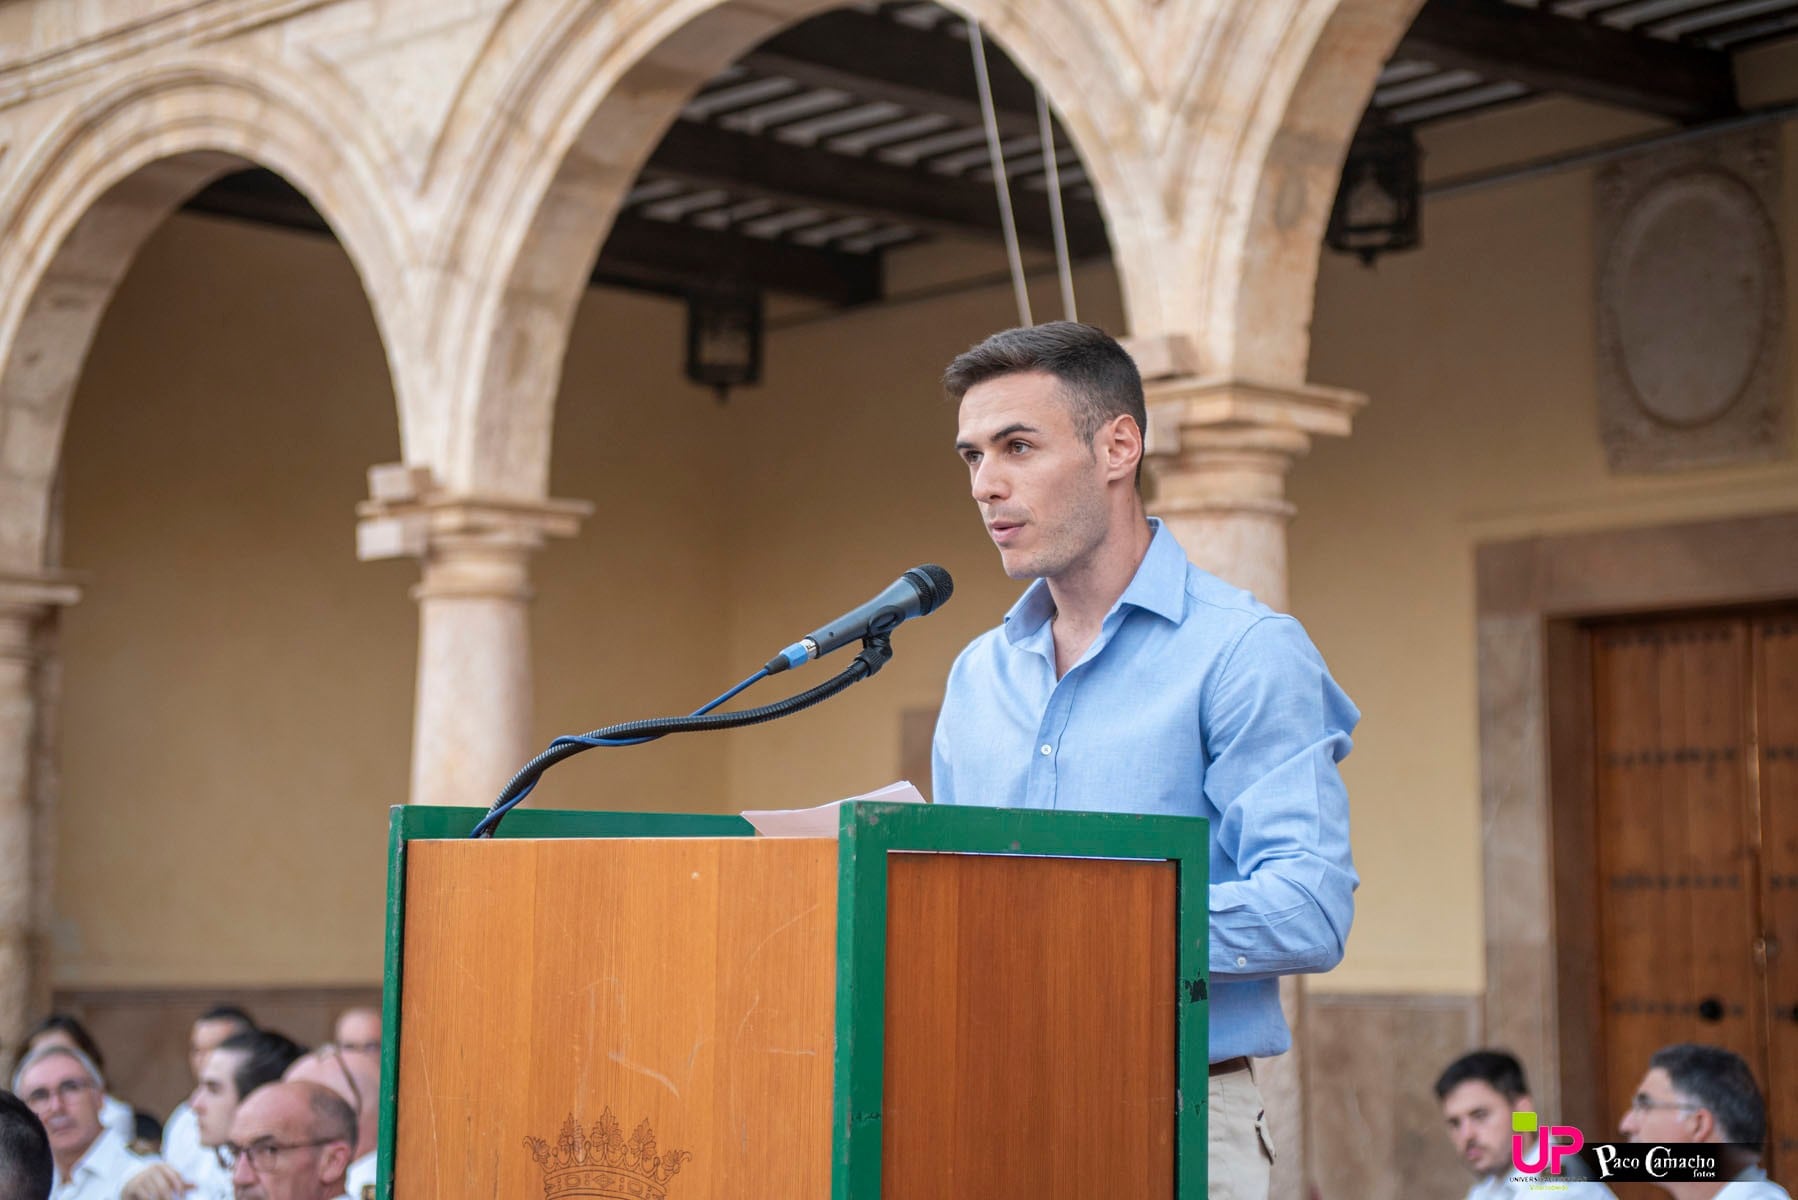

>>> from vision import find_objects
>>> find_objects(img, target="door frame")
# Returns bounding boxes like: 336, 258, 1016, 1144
1475, 510, 1798, 1131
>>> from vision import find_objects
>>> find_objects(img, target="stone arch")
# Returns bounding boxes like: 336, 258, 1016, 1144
426, 0, 1149, 497
0, 56, 418, 571
1174, 0, 1426, 384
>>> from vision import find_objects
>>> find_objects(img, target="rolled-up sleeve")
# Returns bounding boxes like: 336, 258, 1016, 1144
1204, 616, 1359, 980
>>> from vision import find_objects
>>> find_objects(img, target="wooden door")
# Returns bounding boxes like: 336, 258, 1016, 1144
1591, 608, 1796, 1181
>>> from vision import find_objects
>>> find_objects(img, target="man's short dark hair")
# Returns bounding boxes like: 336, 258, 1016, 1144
197, 1005, 255, 1031
216, 1031, 304, 1100
942, 321, 1147, 449
1651, 1043, 1766, 1149
1435, 1050, 1530, 1103
0, 1089, 53, 1200
304, 1085, 357, 1150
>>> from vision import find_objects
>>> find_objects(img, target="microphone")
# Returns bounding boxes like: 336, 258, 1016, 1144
764, 565, 954, 674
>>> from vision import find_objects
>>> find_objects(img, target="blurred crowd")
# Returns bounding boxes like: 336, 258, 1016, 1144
1, 1005, 382, 1200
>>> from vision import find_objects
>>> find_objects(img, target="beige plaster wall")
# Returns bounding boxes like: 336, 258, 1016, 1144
52, 213, 735, 987
1294, 101, 1798, 995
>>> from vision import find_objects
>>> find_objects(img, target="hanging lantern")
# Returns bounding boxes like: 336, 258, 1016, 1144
1326, 119, 1422, 266
685, 286, 763, 403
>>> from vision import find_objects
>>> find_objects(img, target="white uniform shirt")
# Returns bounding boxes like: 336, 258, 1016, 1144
346, 1151, 377, 1200
1717, 1167, 1793, 1198
49, 1126, 159, 1200
98, 1095, 135, 1144
159, 1103, 205, 1180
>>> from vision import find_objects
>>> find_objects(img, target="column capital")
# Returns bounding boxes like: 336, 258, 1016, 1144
0, 574, 81, 613
355, 463, 592, 562
1142, 376, 1367, 456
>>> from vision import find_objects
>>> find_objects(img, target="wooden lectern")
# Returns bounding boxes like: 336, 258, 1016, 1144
375, 802, 1208, 1199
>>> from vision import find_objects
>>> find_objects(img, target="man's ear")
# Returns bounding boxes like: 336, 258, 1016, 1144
1101, 413, 1143, 482
319, 1141, 352, 1183
1690, 1106, 1721, 1143
1514, 1094, 1537, 1114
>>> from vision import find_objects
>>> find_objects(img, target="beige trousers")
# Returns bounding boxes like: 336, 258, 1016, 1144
1208, 1062, 1276, 1200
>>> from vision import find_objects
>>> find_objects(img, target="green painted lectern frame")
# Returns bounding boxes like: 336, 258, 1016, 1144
376, 801, 1208, 1198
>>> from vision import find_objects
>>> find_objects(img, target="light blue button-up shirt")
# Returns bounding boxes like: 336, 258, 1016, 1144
931, 519, 1359, 1060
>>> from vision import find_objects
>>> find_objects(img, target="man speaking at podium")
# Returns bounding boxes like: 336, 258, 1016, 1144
930, 322, 1358, 1200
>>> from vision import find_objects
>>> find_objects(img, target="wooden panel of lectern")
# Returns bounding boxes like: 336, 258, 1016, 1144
374, 802, 1208, 1199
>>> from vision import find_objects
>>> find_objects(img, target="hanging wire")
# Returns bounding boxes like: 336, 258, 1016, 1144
966, 18, 1032, 326
1035, 90, 1077, 323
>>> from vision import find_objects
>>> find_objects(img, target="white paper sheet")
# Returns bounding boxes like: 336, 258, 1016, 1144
740, 779, 926, 837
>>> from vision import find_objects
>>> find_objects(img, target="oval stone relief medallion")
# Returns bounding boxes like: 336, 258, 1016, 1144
1594, 129, 1786, 472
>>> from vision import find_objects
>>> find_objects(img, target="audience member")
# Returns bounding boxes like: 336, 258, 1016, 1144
1436, 1049, 1615, 1198
18, 1018, 158, 1149
123, 1031, 301, 1200
1619, 1043, 1791, 1199
282, 1049, 376, 1200
222, 1083, 353, 1200
11, 1045, 158, 1198
328, 1012, 378, 1065
159, 1007, 254, 1185
0, 1090, 53, 1200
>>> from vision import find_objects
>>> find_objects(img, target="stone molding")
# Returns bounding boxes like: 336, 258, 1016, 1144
1594, 128, 1788, 473
0, 574, 80, 663
356, 463, 591, 602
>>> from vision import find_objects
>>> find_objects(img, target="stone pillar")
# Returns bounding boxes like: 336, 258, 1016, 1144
1130, 338, 1364, 1200
0, 575, 79, 1066
357, 465, 590, 808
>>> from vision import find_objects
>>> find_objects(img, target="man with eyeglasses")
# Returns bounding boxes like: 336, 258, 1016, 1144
1436, 1049, 1615, 1199
218, 1082, 354, 1200
281, 1049, 377, 1200
10, 1045, 158, 1199
122, 1031, 300, 1200
1619, 1043, 1791, 1198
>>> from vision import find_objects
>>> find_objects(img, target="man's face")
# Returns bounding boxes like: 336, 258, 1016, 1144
227, 1085, 348, 1200
191, 1018, 247, 1081
333, 1010, 380, 1061
956, 372, 1114, 583
18, 1054, 105, 1165
1441, 1079, 1524, 1177
192, 1048, 248, 1148
1620, 1067, 1704, 1143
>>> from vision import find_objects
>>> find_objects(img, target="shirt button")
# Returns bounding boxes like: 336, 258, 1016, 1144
1039, 744, 1052, 756
1236, 956, 1247, 967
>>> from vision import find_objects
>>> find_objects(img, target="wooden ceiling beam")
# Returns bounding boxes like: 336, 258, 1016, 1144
1399, 0, 1737, 123
181, 171, 881, 306
647, 120, 1109, 256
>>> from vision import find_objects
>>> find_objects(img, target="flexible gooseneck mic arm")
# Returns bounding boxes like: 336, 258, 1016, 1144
469, 635, 895, 839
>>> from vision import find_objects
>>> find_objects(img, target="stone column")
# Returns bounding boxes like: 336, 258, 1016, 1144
1130, 338, 1364, 1200
358, 465, 590, 808
0, 575, 79, 1066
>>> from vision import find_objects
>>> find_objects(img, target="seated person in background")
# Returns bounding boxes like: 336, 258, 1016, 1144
123, 1031, 301, 1200
159, 1008, 254, 1187
18, 1018, 159, 1150
329, 1011, 379, 1064
11, 1044, 158, 1199
1619, 1042, 1791, 1199
283, 1048, 378, 1200
1436, 1049, 1615, 1199
221, 1083, 353, 1200
0, 1088, 55, 1200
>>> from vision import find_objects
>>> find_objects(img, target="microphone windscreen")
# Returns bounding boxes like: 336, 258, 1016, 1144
907, 564, 954, 612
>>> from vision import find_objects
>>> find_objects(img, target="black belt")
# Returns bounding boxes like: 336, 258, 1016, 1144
1209, 1055, 1251, 1077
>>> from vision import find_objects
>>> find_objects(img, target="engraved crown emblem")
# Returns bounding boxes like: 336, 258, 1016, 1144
523, 1111, 691, 1199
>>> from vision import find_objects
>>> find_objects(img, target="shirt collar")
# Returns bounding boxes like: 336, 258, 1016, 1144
1002, 517, 1186, 644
